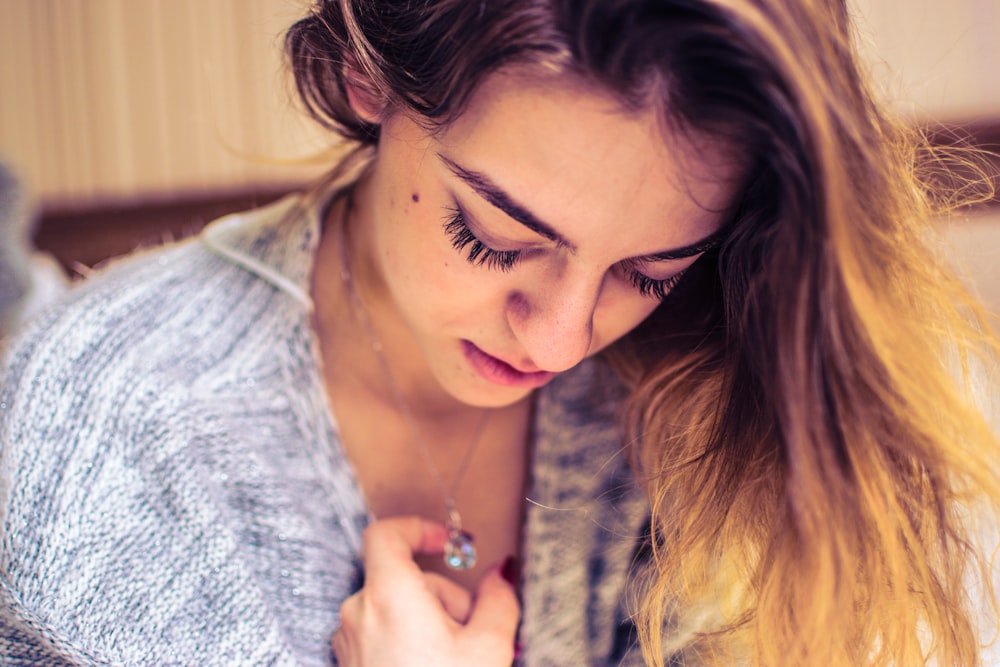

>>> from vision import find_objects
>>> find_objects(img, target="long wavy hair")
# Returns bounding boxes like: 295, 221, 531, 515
286, 0, 1000, 664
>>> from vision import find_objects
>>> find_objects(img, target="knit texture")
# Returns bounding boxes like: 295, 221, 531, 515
0, 194, 650, 666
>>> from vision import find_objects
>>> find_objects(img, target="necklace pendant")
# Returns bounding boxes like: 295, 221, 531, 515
443, 502, 476, 570
444, 526, 477, 570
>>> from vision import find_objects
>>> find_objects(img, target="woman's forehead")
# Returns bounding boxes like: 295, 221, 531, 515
407, 71, 740, 259
437, 69, 739, 202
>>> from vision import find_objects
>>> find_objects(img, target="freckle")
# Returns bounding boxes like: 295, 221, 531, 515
411, 192, 420, 203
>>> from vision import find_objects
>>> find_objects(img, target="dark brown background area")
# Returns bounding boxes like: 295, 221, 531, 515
34, 187, 295, 274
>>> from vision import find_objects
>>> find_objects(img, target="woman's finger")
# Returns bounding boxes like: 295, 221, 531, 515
361, 516, 449, 581
463, 561, 521, 656
331, 624, 348, 662
332, 591, 362, 663
423, 571, 473, 622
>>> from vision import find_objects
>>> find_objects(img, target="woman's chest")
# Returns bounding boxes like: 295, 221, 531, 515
333, 392, 533, 591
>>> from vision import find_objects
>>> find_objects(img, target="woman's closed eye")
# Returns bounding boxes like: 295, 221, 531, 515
444, 206, 523, 272
443, 206, 687, 300
623, 267, 685, 300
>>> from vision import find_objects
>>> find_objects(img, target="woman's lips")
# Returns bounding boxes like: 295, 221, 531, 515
461, 340, 555, 389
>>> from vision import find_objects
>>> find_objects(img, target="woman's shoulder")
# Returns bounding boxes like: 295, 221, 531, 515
1, 193, 316, 394
0, 193, 321, 513
0, 196, 334, 665
521, 358, 649, 666
530, 356, 641, 513
535, 356, 629, 448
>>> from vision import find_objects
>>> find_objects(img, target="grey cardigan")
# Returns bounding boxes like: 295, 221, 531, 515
0, 194, 650, 666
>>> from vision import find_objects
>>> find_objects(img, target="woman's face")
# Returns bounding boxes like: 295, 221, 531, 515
347, 69, 739, 409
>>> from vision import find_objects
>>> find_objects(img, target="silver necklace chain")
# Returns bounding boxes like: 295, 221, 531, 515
336, 198, 487, 570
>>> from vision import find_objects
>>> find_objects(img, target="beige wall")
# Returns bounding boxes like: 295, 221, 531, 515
851, 0, 1000, 121
0, 0, 328, 209
849, 0, 1000, 315
0, 0, 998, 210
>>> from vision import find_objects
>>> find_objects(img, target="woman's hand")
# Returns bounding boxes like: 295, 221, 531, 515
332, 517, 521, 667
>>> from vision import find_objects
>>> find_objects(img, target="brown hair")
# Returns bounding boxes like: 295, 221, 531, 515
286, 1, 1000, 664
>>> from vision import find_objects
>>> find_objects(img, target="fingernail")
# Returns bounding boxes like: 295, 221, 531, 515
500, 555, 520, 587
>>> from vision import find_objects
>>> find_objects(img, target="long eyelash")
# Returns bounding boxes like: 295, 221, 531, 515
443, 207, 684, 297
443, 208, 521, 272
628, 270, 684, 300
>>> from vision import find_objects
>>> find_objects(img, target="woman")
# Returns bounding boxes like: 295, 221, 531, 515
1, 1, 998, 666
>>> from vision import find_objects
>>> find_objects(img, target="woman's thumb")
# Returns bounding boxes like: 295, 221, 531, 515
463, 557, 521, 656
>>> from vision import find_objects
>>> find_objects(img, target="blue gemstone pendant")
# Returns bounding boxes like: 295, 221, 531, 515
443, 501, 476, 569
444, 527, 477, 570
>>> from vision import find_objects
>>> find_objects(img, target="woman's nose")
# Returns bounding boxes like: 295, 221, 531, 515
506, 271, 600, 374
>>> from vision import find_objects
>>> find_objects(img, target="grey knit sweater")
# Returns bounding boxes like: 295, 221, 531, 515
0, 194, 650, 666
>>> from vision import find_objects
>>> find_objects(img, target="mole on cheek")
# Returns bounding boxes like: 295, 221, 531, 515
411, 193, 420, 203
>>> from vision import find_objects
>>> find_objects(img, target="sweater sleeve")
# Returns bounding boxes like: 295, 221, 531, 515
0, 278, 302, 666
0, 579, 114, 666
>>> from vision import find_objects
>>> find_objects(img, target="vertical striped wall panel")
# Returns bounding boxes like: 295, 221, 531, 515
0, 0, 330, 210
0, 0, 997, 211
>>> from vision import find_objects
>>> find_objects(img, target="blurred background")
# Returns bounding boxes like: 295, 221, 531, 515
0, 0, 997, 312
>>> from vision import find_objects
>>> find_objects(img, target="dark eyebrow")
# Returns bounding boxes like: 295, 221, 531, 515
438, 152, 725, 262
632, 226, 726, 262
439, 153, 572, 249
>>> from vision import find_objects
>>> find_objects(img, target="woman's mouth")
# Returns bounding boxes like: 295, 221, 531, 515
461, 340, 555, 389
